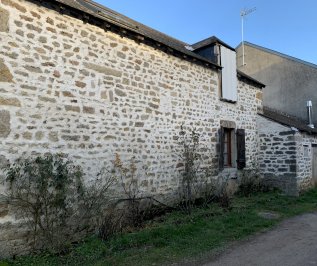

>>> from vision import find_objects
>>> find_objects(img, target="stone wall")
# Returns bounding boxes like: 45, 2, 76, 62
257, 115, 317, 195
295, 133, 317, 191
257, 115, 297, 195
0, 0, 262, 257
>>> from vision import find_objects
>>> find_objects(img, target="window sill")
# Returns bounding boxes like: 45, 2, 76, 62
220, 98, 237, 104
220, 167, 238, 179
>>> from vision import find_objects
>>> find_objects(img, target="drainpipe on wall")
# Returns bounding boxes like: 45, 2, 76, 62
307, 100, 314, 128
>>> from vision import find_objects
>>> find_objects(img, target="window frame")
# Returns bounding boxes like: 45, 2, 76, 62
223, 128, 233, 167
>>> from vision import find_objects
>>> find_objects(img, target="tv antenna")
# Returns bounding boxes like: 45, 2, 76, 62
240, 7, 256, 66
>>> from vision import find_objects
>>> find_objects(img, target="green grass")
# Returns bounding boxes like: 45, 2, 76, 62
3, 189, 317, 266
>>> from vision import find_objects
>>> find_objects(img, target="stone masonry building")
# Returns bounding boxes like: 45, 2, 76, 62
236, 41, 317, 195
0, 0, 263, 257
258, 107, 317, 196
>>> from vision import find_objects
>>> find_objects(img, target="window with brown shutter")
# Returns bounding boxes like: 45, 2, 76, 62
218, 127, 246, 170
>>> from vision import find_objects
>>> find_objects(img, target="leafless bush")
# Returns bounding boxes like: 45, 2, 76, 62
215, 178, 232, 210
175, 125, 202, 214
78, 166, 118, 233
175, 125, 221, 213
113, 154, 153, 228
238, 162, 267, 196
98, 206, 124, 241
1, 153, 116, 253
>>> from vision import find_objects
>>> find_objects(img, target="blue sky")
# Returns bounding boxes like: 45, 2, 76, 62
95, 0, 317, 65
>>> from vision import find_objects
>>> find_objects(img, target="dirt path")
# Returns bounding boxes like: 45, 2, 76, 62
204, 213, 317, 266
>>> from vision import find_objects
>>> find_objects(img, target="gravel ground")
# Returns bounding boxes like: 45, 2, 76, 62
204, 213, 317, 266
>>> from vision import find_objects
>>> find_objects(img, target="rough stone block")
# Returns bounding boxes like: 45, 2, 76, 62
83, 106, 95, 114
38, 96, 56, 103
283, 142, 296, 146
114, 88, 126, 97
65, 105, 80, 113
2, 0, 26, 12
100, 90, 107, 99
75, 81, 86, 88
0, 96, 21, 107
0, 7, 9, 32
0, 58, 13, 82
256, 91, 262, 100
0, 110, 10, 138
289, 164, 297, 173
220, 120, 236, 129
83, 62, 122, 77
135, 122, 144, 127
117, 51, 126, 59
22, 132, 32, 140
61, 135, 80, 141
46, 17, 54, 25
26, 23, 42, 33
48, 132, 59, 142
23, 65, 42, 73
62, 91, 74, 97
35, 131, 44, 140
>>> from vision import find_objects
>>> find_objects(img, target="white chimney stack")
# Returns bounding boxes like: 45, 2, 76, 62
307, 100, 314, 128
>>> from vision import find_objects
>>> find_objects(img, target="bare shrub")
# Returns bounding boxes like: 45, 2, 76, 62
2, 154, 83, 252
198, 168, 218, 207
175, 125, 219, 213
98, 206, 124, 241
175, 125, 201, 214
79, 166, 117, 234
238, 163, 267, 196
216, 178, 232, 210
113, 154, 153, 228
1, 153, 116, 253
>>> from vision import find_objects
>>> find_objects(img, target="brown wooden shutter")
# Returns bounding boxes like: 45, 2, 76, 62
218, 128, 224, 170
236, 129, 246, 170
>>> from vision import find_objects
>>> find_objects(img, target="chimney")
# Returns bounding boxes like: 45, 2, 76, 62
307, 100, 314, 128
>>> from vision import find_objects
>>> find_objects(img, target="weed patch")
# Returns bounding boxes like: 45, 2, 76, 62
4, 189, 317, 266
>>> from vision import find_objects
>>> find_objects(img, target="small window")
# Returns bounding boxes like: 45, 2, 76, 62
223, 128, 233, 167
218, 128, 246, 170
303, 145, 309, 157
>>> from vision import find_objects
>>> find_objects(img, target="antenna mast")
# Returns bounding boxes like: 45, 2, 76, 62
240, 7, 256, 66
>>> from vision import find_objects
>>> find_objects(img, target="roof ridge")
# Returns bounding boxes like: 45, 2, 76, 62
237, 41, 317, 69
78, 0, 189, 46
261, 106, 317, 134
263, 106, 305, 122
191, 36, 235, 51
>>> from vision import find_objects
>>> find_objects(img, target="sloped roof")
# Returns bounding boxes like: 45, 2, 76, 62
31, 0, 264, 88
237, 70, 265, 88
51, 0, 220, 69
237, 42, 317, 70
260, 107, 317, 134
192, 36, 235, 51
